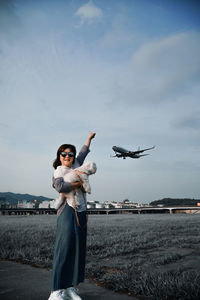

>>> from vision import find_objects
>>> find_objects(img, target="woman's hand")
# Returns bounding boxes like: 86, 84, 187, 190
71, 181, 82, 190
89, 131, 96, 140
85, 131, 96, 148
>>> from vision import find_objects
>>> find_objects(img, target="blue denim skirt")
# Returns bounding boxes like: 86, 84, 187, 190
51, 204, 87, 291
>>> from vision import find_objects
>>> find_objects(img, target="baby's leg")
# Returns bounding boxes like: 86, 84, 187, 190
54, 193, 66, 210
81, 174, 91, 194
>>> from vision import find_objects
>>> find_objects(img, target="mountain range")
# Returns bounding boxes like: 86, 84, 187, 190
0, 192, 53, 205
150, 198, 200, 206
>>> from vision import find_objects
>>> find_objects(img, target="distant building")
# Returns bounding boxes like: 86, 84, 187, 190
120, 199, 137, 208
17, 200, 34, 208
18, 200, 28, 208
95, 202, 104, 209
104, 202, 115, 209
110, 202, 123, 209
26, 202, 34, 208
49, 200, 56, 209
87, 200, 96, 209
39, 201, 51, 208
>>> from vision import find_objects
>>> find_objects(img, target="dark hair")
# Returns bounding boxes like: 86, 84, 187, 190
53, 144, 77, 169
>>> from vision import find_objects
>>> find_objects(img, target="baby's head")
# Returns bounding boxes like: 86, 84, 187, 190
84, 161, 97, 174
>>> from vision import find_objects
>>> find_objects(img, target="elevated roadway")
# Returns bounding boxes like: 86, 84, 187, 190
1, 206, 200, 215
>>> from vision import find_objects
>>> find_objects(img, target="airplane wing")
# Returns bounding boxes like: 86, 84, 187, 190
111, 153, 127, 158
132, 145, 155, 154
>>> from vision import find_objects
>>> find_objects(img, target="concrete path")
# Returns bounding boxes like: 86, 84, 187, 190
0, 261, 138, 300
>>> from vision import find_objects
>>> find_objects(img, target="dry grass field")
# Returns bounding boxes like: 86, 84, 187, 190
0, 213, 200, 299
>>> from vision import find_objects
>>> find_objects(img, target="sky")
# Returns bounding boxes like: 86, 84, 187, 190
0, 0, 200, 204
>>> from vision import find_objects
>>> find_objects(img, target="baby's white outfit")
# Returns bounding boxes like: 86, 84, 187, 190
53, 161, 97, 212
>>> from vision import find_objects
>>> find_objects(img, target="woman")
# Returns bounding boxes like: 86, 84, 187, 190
48, 132, 96, 300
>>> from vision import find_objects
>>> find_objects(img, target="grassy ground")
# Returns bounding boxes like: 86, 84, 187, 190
0, 213, 200, 299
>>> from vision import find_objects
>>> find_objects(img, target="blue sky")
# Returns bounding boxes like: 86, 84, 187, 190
0, 0, 200, 203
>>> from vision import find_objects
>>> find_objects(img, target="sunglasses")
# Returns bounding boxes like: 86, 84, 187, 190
60, 151, 74, 158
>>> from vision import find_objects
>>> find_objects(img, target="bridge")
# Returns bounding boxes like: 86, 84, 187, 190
1, 206, 200, 215
87, 206, 200, 214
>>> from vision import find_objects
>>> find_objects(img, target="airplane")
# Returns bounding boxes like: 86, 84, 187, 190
112, 145, 155, 159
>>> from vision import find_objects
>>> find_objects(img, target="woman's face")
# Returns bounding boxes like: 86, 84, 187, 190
60, 148, 75, 168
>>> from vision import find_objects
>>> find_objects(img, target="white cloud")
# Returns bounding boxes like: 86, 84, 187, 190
105, 31, 200, 107
132, 31, 200, 75
74, 1, 102, 25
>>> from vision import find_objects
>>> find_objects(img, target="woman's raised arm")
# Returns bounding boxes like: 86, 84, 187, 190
85, 131, 96, 148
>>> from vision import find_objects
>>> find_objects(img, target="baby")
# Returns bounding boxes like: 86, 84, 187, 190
54, 161, 97, 210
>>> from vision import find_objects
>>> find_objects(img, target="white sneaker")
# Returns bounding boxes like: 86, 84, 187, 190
48, 290, 65, 300
63, 287, 82, 300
